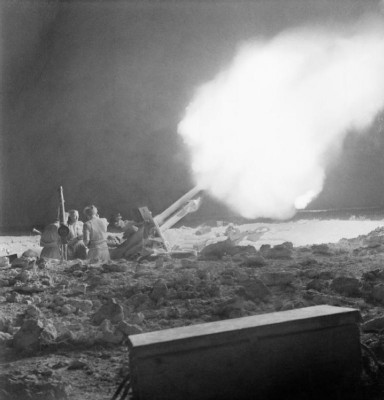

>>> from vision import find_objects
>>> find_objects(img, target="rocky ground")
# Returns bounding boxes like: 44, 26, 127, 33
1, 222, 384, 399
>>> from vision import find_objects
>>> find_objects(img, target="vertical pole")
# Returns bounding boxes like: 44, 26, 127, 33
58, 186, 69, 261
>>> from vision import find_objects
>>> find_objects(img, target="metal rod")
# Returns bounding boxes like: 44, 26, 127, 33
58, 186, 69, 261
58, 186, 66, 225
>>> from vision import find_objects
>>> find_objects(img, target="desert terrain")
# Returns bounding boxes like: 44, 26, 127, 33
1, 218, 384, 399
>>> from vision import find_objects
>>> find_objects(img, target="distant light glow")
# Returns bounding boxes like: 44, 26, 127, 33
178, 21, 384, 220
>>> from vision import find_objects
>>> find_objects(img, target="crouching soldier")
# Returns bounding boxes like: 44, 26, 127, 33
40, 220, 61, 259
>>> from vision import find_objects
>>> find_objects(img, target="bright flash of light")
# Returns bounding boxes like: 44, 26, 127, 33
178, 21, 384, 220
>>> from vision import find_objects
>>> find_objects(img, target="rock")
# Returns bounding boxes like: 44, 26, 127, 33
68, 283, 87, 295
25, 305, 42, 318
207, 284, 221, 297
0, 279, 9, 287
11, 257, 36, 269
52, 360, 70, 369
234, 271, 249, 284
0, 316, 12, 332
299, 258, 319, 267
141, 309, 157, 319
231, 245, 258, 257
40, 320, 57, 343
6, 292, 23, 303
197, 269, 209, 280
306, 279, 325, 291
130, 312, 145, 324
0, 256, 10, 268
362, 316, 384, 332
100, 319, 114, 332
371, 284, 384, 303
318, 270, 335, 280
174, 271, 194, 286
13, 319, 44, 351
150, 280, 168, 302
36, 258, 48, 269
155, 257, 164, 268
102, 328, 124, 344
260, 271, 295, 286
92, 298, 124, 325
238, 278, 271, 301
128, 293, 150, 308
195, 225, 212, 235
53, 295, 67, 306
9, 326, 20, 335
363, 235, 384, 248
267, 244, 293, 259
0, 331, 12, 346
301, 269, 319, 279
199, 239, 236, 260
311, 244, 332, 256
98, 319, 125, 344
67, 299, 93, 312
68, 263, 83, 273
177, 290, 193, 299
214, 297, 244, 318
221, 275, 234, 285
180, 259, 198, 269
0, 376, 69, 400
68, 359, 87, 370
281, 301, 295, 311
102, 263, 130, 273
362, 269, 384, 282
330, 276, 361, 297
166, 307, 181, 319
240, 255, 267, 267
16, 284, 45, 293
92, 299, 102, 309
18, 270, 33, 282
117, 320, 143, 336
40, 274, 54, 286
303, 290, 337, 306
183, 308, 200, 319
22, 249, 40, 258
259, 244, 271, 255
61, 304, 76, 315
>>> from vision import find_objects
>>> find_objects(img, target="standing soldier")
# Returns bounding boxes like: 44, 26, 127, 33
67, 210, 87, 260
83, 205, 110, 262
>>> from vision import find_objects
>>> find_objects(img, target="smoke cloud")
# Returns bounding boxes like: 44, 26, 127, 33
178, 20, 384, 220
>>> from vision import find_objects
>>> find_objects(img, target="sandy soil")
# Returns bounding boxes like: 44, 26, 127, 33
1, 219, 384, 399
1, 218, 382, 258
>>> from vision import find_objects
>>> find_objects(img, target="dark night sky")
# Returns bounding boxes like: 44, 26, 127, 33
1, 0, 384, 230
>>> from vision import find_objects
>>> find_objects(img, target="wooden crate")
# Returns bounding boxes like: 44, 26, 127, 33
128, 305, 361, 400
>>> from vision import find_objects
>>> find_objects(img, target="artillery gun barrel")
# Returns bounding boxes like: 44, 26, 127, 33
154, 185, 202, 226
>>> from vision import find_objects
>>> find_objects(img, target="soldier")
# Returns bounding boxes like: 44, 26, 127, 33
83, 205, 110, 262
40, 220, 61, 259
67, 209, 87, 260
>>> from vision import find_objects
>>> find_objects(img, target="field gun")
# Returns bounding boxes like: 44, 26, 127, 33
138, 185, 203, 251
112, 186, 203, 258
